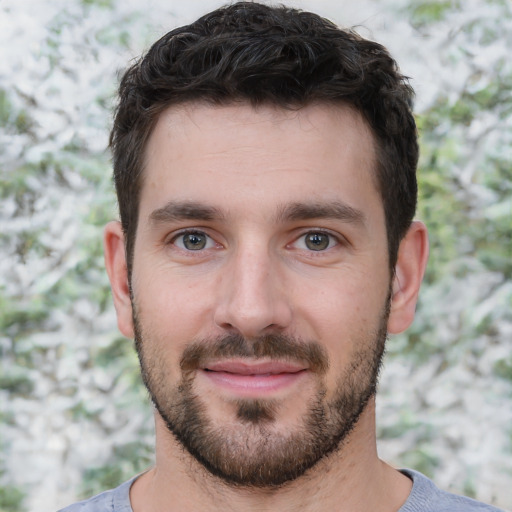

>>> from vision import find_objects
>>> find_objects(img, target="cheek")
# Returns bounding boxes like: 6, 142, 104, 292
132, 267, 218, 347
292, 272, 388, 371
293, 269, 386, 331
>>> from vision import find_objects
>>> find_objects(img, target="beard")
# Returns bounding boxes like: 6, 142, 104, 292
133, 301, 389, 489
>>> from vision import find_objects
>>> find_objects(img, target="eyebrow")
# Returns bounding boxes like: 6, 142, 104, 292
148, 199, 365, 226
149, 201, 225, 224
274, 201, 366, 225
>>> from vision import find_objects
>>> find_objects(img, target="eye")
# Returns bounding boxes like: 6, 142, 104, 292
172, 231, 216, 251
294, 231, 338, 251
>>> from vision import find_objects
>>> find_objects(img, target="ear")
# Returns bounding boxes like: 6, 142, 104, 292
387, 221, 429, 334
104, 221, 135, 338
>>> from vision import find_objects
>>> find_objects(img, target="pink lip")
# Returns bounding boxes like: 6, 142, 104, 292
200, 360, 308, 396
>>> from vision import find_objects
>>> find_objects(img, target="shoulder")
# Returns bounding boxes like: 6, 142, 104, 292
57, 476, 136, 512
400, 469, 508, 512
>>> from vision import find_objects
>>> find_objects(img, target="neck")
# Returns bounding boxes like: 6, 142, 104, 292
130, 399, 412, 512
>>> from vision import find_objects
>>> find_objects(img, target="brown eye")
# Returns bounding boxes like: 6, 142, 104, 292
304, 232, 331, 251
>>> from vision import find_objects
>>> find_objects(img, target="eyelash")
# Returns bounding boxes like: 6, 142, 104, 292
291, 230, 341, 252
168, 229, 342, 253
169, 230, 218, 251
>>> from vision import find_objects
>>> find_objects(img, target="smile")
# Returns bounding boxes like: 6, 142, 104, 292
200, 360, 309, 396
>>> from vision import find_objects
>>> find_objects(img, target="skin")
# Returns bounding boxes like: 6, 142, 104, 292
104, 102, 429, 512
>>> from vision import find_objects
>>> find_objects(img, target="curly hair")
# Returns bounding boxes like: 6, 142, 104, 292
110, 1, 418, 276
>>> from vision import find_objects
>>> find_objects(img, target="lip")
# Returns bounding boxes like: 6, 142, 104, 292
204, 360, 306, 375
200, 359, 308, 396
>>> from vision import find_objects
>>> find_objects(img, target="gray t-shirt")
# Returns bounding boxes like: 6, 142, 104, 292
57, 469, 508, 511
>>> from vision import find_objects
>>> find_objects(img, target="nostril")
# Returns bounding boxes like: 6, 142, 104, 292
213, 267, 293, 337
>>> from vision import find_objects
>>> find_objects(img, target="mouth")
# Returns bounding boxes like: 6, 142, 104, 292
199, 360, 309, 396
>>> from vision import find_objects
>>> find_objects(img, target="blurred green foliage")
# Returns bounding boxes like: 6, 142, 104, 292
1, 0, 511, 509
0, 483, 26, 512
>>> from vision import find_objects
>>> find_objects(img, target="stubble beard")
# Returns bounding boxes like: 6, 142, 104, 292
132, 302, 389, 489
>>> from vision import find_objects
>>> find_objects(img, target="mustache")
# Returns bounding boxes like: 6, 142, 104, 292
180, 333, 329, 374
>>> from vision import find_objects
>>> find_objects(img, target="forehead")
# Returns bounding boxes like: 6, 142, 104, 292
140, 102, 380, 222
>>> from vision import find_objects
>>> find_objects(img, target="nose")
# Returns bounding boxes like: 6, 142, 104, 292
213, 243, 293, 338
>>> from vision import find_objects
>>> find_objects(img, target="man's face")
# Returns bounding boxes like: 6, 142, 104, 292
129, 103, 392, 487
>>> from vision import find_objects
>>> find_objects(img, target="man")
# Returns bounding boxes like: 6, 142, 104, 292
59, 2, 505, 511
